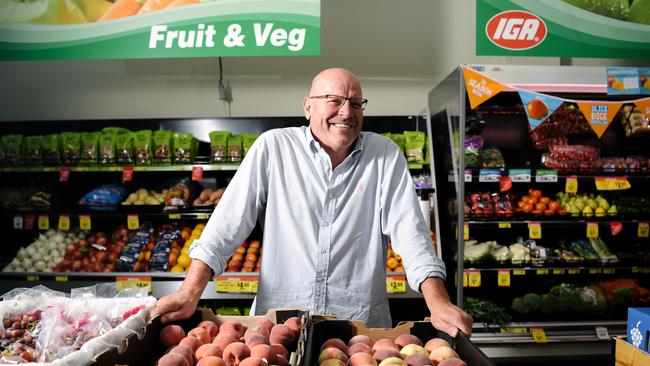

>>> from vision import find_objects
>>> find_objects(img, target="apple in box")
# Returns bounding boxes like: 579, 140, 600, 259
628, 307, 650, 352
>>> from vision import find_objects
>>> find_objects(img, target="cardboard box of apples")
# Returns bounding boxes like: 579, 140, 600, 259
304, 318, 493, 366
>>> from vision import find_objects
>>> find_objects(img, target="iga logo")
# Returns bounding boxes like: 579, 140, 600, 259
486, 10, 547, 50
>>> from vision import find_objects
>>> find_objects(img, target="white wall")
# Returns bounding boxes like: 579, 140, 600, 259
0, 0, 647, 122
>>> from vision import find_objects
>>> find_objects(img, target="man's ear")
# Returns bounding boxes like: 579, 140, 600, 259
303, 96, 311, 120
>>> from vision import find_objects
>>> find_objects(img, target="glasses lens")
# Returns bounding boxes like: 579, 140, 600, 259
325, 95, 344, 106
349, 99, 365, 110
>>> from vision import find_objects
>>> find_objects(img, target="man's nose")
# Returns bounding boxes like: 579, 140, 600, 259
338, 99, 353, 118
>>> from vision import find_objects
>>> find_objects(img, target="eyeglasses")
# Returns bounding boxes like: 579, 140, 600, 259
308, 94, 368, 111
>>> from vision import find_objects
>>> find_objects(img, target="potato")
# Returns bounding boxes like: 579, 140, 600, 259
127, 193, 138, 203
134, 200, 145, 205
145, 196, 159, 205
199, 189, 213, 201
193, 198, 204, 206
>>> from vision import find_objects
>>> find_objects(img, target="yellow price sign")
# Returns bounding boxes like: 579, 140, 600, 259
58, 215, 70, 231
568, 268, 580, 275
26, 276, 39, 281
552, 269, 565, 275
463, 223, 469, 241
589, 268, 602, 274
639, 222, 649, 238
500, 327, 527, 334
127, 214, 140, 230
55, 276, 68, 282
386, 276, 406, 293
497, 270, 510, 287
79, 215, 91, 231
116, 276, 152, 294
536, 269, 549, 275
586, 222, 599, 239
168, 213, 181, 219
498, 222, 511, 229
513, 269, 526, 275
197, 213, 210, 220
467, 270, 481, 288
528, 222, 541, 239
603, 268, 615, 274
215, 276, 258, 293
595, 176, 631, 191
632, 267, 640, 273
462, 271, 468, 287
530, 327, 548, 343
565, 176, 578, 194
38, 215, 49, 230
236, 278, 259, 293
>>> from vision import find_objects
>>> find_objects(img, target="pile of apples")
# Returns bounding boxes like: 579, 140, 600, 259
157, 316, 302, 366
317, 334, 466, 366
225, 240, 262, 273
53, 226, 128, 272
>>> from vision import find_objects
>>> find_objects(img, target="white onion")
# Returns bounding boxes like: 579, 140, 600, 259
25, 246, 36, 257
34, 261, 45, 271
32, 252, 42, 262
16, 248, 26, 260
21, 258, 32, 268
3, 265, 13, 272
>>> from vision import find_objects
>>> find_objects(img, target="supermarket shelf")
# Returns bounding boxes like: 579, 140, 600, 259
465, 218, 650, 225
460, 265, 650, 274
0, 164, 241, 173
3, 210, 215, 221
450, 169, 650, 183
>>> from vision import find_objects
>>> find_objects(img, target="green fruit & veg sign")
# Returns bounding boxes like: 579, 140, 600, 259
476, 0, 650, 59
0, 0, 320, 60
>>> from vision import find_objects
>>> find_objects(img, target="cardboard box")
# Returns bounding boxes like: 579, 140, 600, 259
628, 307, 650, 352
92, 307, 309, 366
615, 336, 650, 366
304, 318, 494, 366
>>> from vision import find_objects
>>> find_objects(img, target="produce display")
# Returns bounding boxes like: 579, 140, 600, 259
193, 188, 226, 207
542, 144, 648, 174
225, 240, 262, 273
316, 334, 467, 366
156, 316, 302, 366
122, 188, 167, 206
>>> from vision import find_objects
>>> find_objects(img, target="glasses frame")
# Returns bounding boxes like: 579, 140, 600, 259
308, 94, 368, 111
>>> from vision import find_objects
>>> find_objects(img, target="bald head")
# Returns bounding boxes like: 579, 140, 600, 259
309, 68, 363, 97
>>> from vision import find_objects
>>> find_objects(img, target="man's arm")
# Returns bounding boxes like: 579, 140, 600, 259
151, 259, 213, 323
420, 277, 473, 337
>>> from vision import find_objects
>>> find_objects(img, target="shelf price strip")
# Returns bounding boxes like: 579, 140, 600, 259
552, 269, 565, 275
79, 215, 91, 231
565, 176, 578, 194
215, 276, 258, 293
127, 214, 139, 230
586, 222, 599, 239
639, 222, 649, 238
535, 169, 557, 183
513, 269, 526, 275
116, 276, 152, 294
497, 270, 510, 287
528, 222, 541, 239
197, 213, 210, 220
498, 222, 511, 229
568, 268, 580, 275
530, 327, 548, 343
122, 166, 134, 183
536, 269, 549, 275
386, 275, 407, 293
38, 215, 49, 230
465, 270, 481, 288
58, 215, 70, 232
13, 215, 23, 230
595, 176, 630, 191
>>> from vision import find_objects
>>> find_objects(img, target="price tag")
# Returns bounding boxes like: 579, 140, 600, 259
168, 213, 181, 219
595, 327, 610, 341
79, 215, 91, 231
127, 214, 140, 230
116, 276, 152, 294
216, 276, 259, 293
499, 176, 512, 192
59, 166, 70, 182
528, 222, 541, 239
500, 327, 527, 334
498, 222, 511, 229
197, 213, 210, 219
568, 268, 580, 275
639, 222, 649, 238
595, 176, 631, 191
462, 271, 468, 287
536, 269, 549, 275
478, 169, 501, 182
463, 223, 469, 241
466, 270, 481, 287
552, 269, 565, 275
465, 169, 472, 182
38, 215, 49, 230
192, 166, 204, 181
55, 276, 68, 282
497, 270, 510, 287
535, 169, 558, 183
26, 276, 39, 281
603, 268, 615, 274
13, 216, 23, 230
122, 166, 134, 183
508, 169, 531, 183
586, 222, 599, 238
386, 275, 407, 293
589, 268, 602, 274
530, 327, 548, 343
513, 269, 526, 275
632, 267, 640, 273
24, 215, 34, 230
565, 176, 578, 194
58, 215, 70, 231
610, 221, 623, 236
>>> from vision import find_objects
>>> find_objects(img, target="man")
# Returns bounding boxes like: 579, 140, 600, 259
152, 68, 472, 336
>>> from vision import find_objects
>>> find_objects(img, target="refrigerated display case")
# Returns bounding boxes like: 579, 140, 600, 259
428, 65, 649, 364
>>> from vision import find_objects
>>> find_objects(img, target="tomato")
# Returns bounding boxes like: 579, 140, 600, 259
548, 201, 560, 211
535, 202, 547, 211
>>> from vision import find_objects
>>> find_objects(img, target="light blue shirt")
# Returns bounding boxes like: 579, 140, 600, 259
189, 126, 446, 327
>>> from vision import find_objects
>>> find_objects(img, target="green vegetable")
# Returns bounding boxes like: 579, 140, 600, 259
563, 0, 629, 20
465, 297, 512, 329
464, 242, 492, 263
540, 293, 560, 316
512, 293, 541, 314
613, 287, 635, 306
628, 0, 650, 24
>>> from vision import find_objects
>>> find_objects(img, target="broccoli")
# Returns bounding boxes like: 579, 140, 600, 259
523, 293, 541, 313
540, 293, 560, 316
512, 293, 541, 314
579, 286, 607, 314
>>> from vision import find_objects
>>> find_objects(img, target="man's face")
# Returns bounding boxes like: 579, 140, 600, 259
304, 70, 364, 155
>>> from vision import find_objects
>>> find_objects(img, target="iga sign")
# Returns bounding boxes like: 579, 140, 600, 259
476, 0, 650, 59
486, 10, 547, 50
0, 0, 320, 61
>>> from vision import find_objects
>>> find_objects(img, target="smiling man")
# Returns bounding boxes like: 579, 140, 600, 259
153, 68, 472, 336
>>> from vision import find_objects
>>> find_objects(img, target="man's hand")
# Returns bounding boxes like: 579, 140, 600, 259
151, 259, 213, 323
420, 277, 473, 337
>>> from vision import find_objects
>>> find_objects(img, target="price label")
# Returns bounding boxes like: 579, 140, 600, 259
639, 222, 649, 238
568, 268, 580, 275
38, 215, 49, 230
116, 276, 152, 294
513, 269, 526, 275
79, 215, 91, 231
479, 169, 501, 182
552, 269, 565, 275
59, 166, 70, 182
589, 268, 602, 274
536, 269, 549, 275
215, 276, 258, 293
535, 169, 558, 183
386, 275, 407, 293
192, 166, 204, 181
127, 214, 139, 230
508, 169, 531, 183
465, 169, 473, 182
26, 276, 39, 281
24, 215, 34, 230
499, 176, 512, 192
586, 222, 599, 238
530, 327, 548, 343
632, 267, 640, 273
595, 176, 631, 191
197, 213, 210, 219
467, 270, 481, 287
499, 222, 511, 229
122, 166, 134, 183
603, 268, 615, 274
610, 221, 623, 236
58, 215, 70, 231
463, 223, 469, 241
55, 276, 68, 282
462, 271, 468, 287
500, 327, 527, 334
497, 270, 510, 287
595, 327, 610, 341
13, 216, 23, 230
565, 176, 578, 194
168, 213, 181, 219
528, 222, 541, 239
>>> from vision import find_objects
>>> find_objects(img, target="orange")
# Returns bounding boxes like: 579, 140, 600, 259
168, 253, 178, 266
527, 99, 549, 119
170, 265, 185, 272
177, 254, 191, 268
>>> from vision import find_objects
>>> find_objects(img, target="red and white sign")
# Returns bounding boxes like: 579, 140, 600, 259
485, 10, 547, 50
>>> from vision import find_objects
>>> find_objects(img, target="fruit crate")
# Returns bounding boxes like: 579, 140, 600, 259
303, 318, 494, 366
92, 307, 309, 366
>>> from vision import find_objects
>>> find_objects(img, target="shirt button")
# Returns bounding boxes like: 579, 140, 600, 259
322, 221, 329, 227
320, 248, 327, 254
